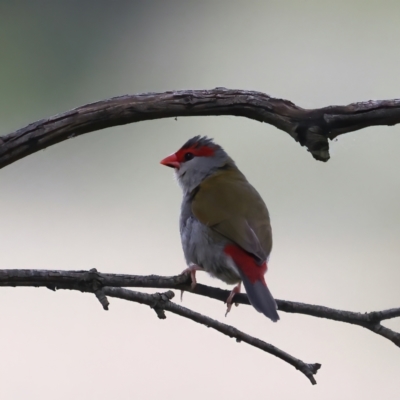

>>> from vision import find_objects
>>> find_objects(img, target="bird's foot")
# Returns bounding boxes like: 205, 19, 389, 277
225, 282, 241, 317
181, 265, 204, 301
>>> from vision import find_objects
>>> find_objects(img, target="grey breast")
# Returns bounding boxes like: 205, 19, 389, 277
179, 193, 241, 284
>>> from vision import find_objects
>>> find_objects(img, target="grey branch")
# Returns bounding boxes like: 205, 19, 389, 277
1, 88, 400, 167
104, 287, 321, 385
1, 270, 399, 366
0, 268, 320, 384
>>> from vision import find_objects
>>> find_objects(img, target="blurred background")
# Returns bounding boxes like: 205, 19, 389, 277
1, 1, 399, 399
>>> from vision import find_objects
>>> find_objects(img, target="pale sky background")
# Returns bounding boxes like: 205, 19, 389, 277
1, 1, 400, 399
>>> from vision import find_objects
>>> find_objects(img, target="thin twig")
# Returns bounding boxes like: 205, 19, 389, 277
1, 88, 400, 167
102, 287, 321, 385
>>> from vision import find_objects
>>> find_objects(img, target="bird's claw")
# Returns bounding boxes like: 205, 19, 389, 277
225, 282, 241, 317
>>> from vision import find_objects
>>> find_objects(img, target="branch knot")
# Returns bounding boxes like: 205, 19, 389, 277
150, 290, 175, 319
81, 268, 109, 310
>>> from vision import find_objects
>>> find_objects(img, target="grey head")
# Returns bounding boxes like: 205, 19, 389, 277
160, 136, 233, 193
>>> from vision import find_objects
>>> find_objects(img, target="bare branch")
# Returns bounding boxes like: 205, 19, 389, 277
185, 285, 400, 348
0, 267, 321, 383
1, 88, 399, 167
0, 268, 189, 289
101, 287, 321, 385
1, 268, 399, 348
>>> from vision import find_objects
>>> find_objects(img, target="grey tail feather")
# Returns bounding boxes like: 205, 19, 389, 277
241, 275, 280, 322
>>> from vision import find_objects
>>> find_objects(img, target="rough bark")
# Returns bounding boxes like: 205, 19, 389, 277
1, 88, 399, 167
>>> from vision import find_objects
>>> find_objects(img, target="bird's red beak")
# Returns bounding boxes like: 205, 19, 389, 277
160, 153, 180, 169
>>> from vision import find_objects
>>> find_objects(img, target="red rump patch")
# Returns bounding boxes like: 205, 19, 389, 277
175, 144, 215, 162
224, 244, 267, 284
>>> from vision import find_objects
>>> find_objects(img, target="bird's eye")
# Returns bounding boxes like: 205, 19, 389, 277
184, 152, 194, 161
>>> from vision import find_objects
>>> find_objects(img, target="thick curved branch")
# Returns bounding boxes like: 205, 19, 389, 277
1, 268, 399, 348
1, 88, 399, 167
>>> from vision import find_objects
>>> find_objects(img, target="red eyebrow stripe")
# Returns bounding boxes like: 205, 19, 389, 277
175, 145, 215, 161
193, 146, 215, 157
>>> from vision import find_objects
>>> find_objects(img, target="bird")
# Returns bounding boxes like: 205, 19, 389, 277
160, 136, 279, 322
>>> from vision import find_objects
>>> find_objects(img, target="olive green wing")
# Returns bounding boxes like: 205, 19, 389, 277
192, 169, 272, 262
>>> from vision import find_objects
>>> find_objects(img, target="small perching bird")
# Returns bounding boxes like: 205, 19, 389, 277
160, 136, 279, 322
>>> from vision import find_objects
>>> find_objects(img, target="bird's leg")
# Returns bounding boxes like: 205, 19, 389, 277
182, 264, 204, 289
181, 264, 204, 301
225, 282, 242, 317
